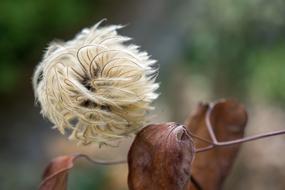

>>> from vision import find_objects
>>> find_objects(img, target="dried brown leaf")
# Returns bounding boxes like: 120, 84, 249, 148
39, 155, 79, 190
128, 123, 195, 190
186, 99, 247, 190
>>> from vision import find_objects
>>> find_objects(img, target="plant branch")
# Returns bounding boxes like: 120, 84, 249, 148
76, 154, 127, 165
194, 102, 285, 153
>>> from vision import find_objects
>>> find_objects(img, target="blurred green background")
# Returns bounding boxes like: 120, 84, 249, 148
1, 0, 285, 189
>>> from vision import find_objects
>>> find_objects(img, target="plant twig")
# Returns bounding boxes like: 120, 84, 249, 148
194, 102, 285, 153
76, 153, 127, 165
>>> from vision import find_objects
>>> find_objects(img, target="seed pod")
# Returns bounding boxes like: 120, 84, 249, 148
33, 20, 159, 145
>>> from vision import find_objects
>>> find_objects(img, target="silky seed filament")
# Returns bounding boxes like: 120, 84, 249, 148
33, 21, 159, 146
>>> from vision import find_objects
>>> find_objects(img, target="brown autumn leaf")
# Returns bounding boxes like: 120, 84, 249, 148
39, 155, 79, 190
186, 99, 248, 190
128, 122, 195, 190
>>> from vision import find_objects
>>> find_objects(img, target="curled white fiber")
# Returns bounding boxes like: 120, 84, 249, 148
33, 21, 159, 146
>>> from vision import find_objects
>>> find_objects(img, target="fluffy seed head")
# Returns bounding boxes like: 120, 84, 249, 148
33, 21, 159, 146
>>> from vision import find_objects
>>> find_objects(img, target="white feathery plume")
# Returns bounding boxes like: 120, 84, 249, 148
33, 20, 159, 146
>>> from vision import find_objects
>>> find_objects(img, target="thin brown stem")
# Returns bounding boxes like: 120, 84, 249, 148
205, 103, 218, 144
76, 154, 127, 165
196, 102, 285, 153
185, 129, 213, 144
195, 145, 214, 153
214, 129, 285, 147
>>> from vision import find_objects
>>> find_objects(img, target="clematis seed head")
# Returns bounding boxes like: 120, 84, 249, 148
33, 20, 159, 146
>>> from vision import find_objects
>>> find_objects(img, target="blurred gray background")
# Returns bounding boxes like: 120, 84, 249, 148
1, 0, 285, 189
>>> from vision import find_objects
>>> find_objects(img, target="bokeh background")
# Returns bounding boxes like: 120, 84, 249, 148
1, 0, 285, 189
